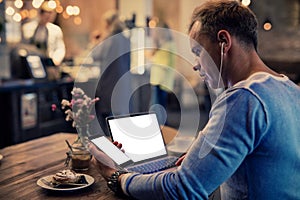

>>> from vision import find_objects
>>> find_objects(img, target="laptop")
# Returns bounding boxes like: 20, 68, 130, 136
91, 112, 178, 174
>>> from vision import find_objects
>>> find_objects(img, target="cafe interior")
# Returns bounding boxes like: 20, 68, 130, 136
0, 0, 300, 199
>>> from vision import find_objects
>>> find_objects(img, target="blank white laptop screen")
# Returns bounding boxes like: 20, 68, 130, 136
107, 113, 167, 163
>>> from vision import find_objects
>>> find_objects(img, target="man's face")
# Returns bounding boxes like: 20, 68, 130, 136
40, 10, 55, 25
189, 21, 221, 89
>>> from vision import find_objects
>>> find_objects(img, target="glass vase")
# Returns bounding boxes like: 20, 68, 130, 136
76, 124, 91, 147
67, 124, 92, 171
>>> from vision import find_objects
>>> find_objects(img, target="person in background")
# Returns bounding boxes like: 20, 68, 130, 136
22, 1, 66, 66
74, 29, 102, 66
87, 29, 102, 50
89, 1, 300, 199
91, 10, 132, 136
148, 21, 176, 125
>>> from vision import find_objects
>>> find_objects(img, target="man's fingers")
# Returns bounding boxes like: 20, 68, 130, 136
175, 154, 186, 166
112, 141, 125, 152
88, 142, 116, 168
113, 141, 123, 149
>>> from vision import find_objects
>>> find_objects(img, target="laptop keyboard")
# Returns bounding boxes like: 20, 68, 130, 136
127, 156, 178, 174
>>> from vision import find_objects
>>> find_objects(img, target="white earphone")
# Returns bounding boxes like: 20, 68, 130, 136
218, 42, 225, 88
221, 42, 225, 55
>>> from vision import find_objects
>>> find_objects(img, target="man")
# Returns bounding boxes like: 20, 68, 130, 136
89, 1, 300, 199
148, 21, 176, 125
22, 1, 65, 66
91, 10, 132, 136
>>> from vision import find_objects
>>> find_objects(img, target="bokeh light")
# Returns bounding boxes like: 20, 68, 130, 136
6, 6, 15, 16
241, 0, 251, 7
263, 22, 272, 31
13, 13, 22, 22
14, 0, 23, 9
32, 0, 43, 9
73, 16, 82, 25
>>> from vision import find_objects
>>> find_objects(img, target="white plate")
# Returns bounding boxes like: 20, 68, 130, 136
37, 174, 94, 191
0, 154, 3, 161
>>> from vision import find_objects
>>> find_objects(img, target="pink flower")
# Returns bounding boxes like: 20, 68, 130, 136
89, 115, 95, 120
51, 104, 57, 111
51, 87, 100, 127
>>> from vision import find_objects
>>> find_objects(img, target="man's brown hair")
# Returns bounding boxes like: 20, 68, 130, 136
189, 0, 258, 50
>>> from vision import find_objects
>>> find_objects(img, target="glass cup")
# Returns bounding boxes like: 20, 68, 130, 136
67, 148, 92, 171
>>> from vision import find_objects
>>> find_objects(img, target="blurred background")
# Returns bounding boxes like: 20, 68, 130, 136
1, 0, 300, 81
0, 0, 300, 148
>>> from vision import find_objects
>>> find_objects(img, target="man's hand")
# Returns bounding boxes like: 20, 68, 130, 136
88, 142, 117, 180
112, 141, 124, 152
175, 153, 186, 166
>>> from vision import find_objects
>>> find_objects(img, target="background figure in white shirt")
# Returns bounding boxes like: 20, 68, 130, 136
22, 1, 66, 66
148, 21, 176, 125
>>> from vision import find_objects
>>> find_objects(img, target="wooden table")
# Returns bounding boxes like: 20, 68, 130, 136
0, 133, 125, 199
0, 129, 177, 199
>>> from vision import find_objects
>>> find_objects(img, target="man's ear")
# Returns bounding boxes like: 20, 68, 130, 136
217, 30, 231, 54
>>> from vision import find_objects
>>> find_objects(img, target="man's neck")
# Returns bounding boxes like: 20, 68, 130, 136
38, 20, 48, 27
225, 50, 270, 87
